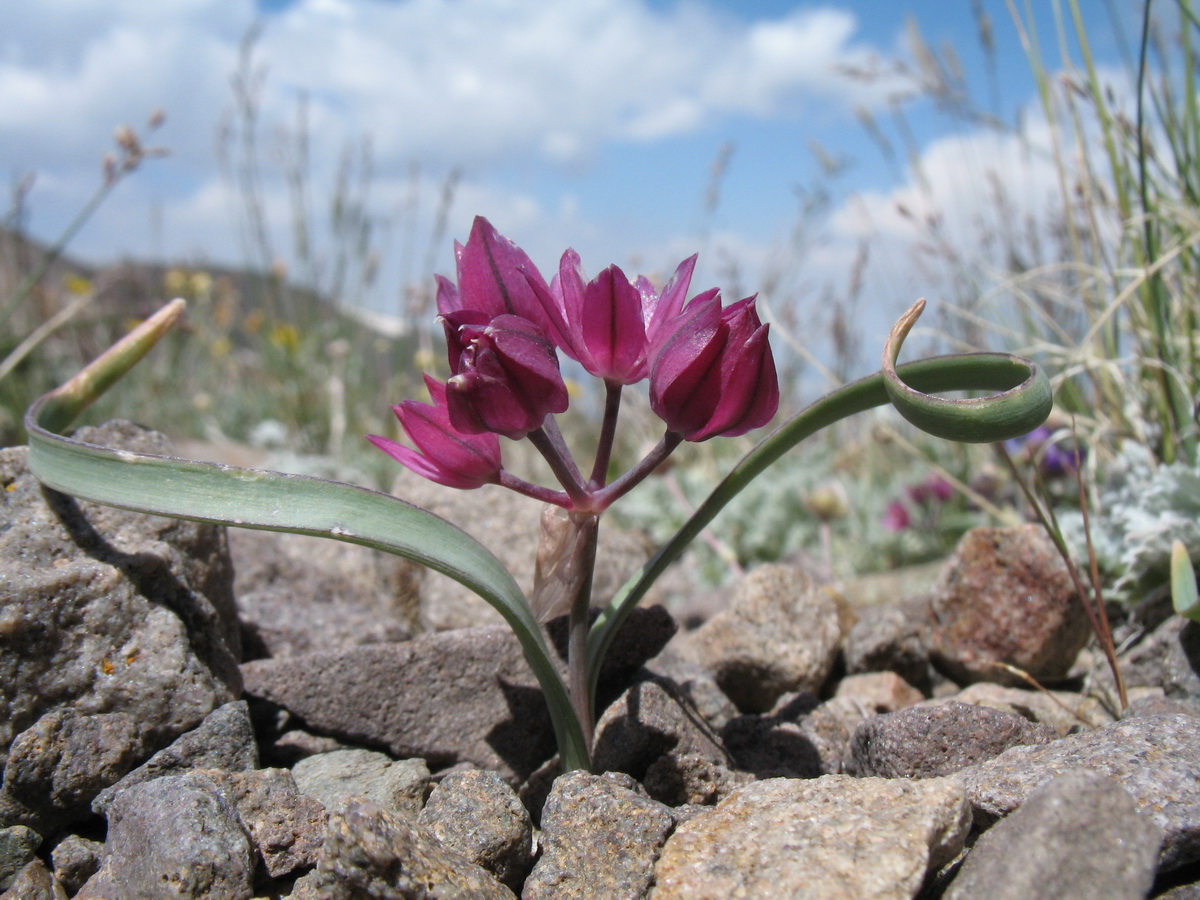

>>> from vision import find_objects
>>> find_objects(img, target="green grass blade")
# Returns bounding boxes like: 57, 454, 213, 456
1173, 540, 1200, 623
24, 301, 590, 772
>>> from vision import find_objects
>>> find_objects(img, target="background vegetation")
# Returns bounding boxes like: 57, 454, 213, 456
3, 0, 1197, 599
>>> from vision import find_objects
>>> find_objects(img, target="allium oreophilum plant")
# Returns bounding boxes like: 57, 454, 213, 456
368, 217, 779, 754
26, 217, 1051, 773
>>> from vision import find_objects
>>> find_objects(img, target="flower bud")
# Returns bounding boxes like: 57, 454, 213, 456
442, 312, 569, 439
648, 294, 778, 441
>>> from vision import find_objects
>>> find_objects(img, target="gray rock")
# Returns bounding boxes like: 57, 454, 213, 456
292, 749, 430, 818
92, 700, 258, 815
1124, 693, 1200, 720
1119, 616, 1200, 699
843, 593, 935, 692
230, 529, 415, 659
307, 797, 515, 899
0, 423, 241, 829
849, 701, 1058, 778
1, 709, 141, 831
419, 768, 532, 891
206, 767, 327, 880
524, 771, 675, 899
834, 671, 926, 712
0, 858, 64, 900
944, 770, 1161, 900
242, 628, 555, 783
49, 834, 103, 895
929, 525, 1089, 685
591, 678, 747, 806
0, 825, 40, 892
960, 713, 1200, 870
949, 682, 1115, 736
77, 773, 255, 899
645, 651, 739, 731
678, 564, 841, 712
651, 775, 970, 899
722, 692, 859, 778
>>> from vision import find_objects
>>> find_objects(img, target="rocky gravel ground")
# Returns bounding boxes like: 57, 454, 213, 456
3, 421, 1199, 899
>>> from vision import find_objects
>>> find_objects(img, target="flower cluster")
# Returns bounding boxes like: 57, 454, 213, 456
370, 217, 778, 510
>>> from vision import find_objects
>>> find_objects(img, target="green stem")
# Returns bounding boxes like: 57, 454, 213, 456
589, 381, 623, 487
567, 514, 600, 764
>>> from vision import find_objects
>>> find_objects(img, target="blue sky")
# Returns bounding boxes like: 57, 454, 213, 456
0, 0, 1140, 376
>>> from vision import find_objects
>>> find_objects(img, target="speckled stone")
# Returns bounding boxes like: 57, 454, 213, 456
960, 713, 1200, 871
92, 700, 258, 815
1, 423, 241, 832
652, 775, 970, 898
418, 768, 532, 891
929, 525, 1089, 685
679, 564, 841, 712
242, 630, 555, 784
524, 771, 675, 899
944, 770, 1161, 900
306, 797, 514, 899
849, 701, 1057, 778
76, 773, 255, 900
291, 749, 430, 818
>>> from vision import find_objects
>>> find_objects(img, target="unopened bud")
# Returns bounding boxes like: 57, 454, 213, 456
805, 481, 849, 521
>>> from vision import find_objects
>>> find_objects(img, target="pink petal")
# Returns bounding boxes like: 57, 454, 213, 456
455, 217, 554, 332
581, 264, 647, 383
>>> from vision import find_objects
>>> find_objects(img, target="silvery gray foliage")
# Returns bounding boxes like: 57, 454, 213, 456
1059, 441, 1200, 603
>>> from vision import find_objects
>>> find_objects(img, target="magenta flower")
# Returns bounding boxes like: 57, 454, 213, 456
648, 292, 779, 441
367, 375, 502, 489
882, 500, 911, 532
527, 252, 703, 385
442, 311, 569, 439
435, 217, 557, 335
907, 474, 954, 505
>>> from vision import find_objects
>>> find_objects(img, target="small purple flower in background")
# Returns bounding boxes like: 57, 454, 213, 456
442, 311, 569, 439
367, 375, 502, 489
883, 500, 912, 532
1004, 423, 1085, 478
649, 292, 778, 441
887, 473, 954, 532
907, 473, 954, 505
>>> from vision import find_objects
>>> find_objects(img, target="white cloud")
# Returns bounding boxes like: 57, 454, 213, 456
0, 0, 915, 308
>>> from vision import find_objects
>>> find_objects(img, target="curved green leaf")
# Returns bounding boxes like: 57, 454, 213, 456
881, 299, 1054, 442
587, 300, 1053, 695
24, 301, 590, 772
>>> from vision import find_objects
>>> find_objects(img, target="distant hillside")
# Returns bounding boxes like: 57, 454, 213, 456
0, 225, 411, 339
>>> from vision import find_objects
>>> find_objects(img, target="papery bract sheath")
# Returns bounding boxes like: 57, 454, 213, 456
367, 375, 501, 489
443, 312, 569, 440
